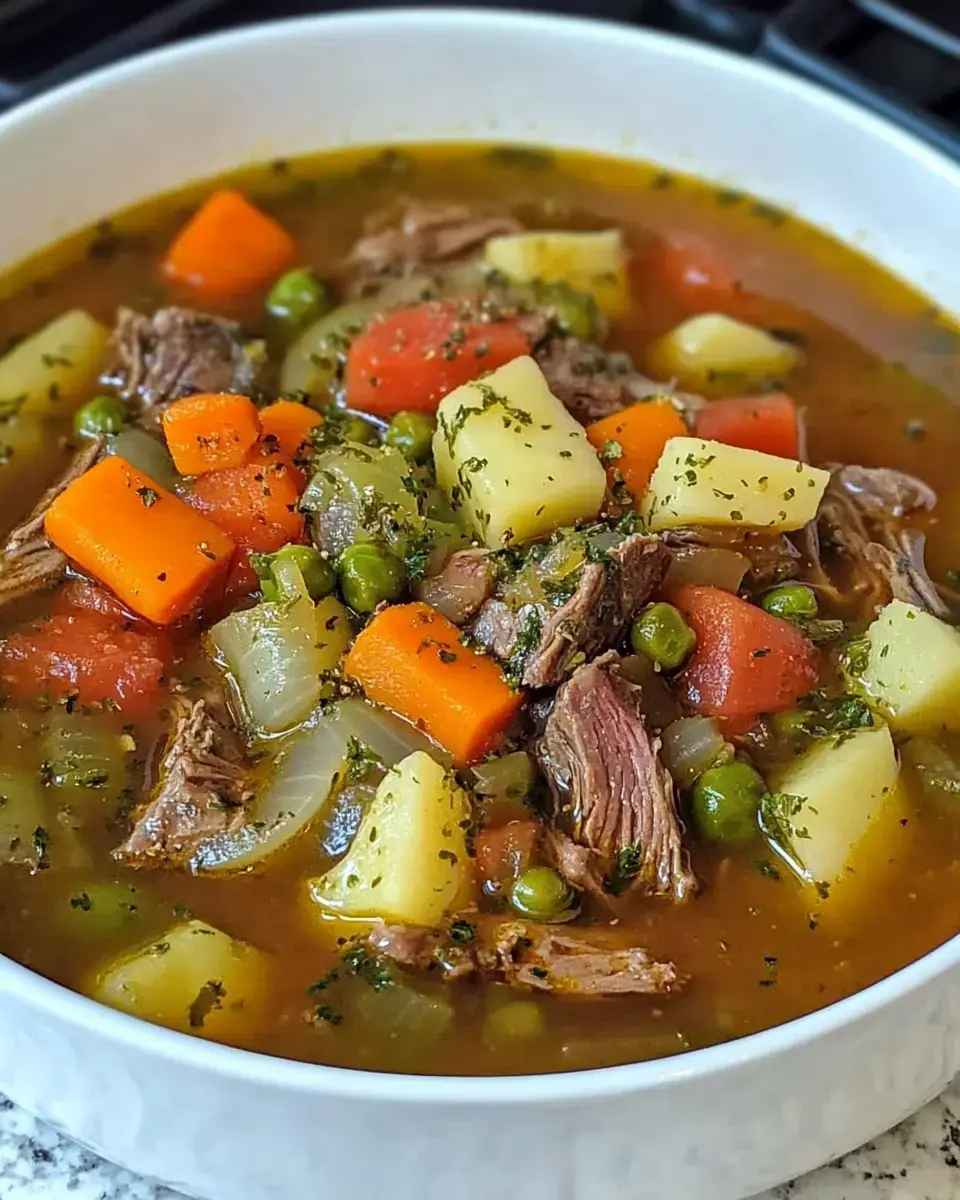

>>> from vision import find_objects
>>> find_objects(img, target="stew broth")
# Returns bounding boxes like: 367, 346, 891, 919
0, 144, 957, 1075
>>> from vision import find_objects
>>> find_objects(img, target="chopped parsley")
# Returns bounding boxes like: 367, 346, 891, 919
604, 842, 643, 895
344, 737, 384, 783
188, 980, 227, 1028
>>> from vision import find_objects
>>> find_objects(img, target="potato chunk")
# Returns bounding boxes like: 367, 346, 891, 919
484, 229, 628, 317
766, 726, 900, 889
309, 750, 473, 926
0, 309, 109, 420
641, 436, 828, 532
90, 919, 270, 1040
647, 313, 802, 388
433, 355, 606, 546
860, 599, 960, 734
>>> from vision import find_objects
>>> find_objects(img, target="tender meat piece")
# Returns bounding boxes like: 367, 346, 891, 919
101, 306, 262, 427
661, 526, 801, 590
534, 336, 704, 426
0, 438, 104, 609
116, 695, 252, 869
537, 652, 696, 902
471, 534, 669, 689
413, 548, 496, 625
368, 917, 680, 997
346, 200, 522, 282
801, 463, 948, 617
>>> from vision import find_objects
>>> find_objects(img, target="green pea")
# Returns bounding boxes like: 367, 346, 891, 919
630, 603, 696, 670
691, 761, 765, 843
771, 708, 810, 742
58, 881, 152, 938
509, 866, 575, 922
257, 544, 336, 603
339, 543, 405, 613
516, 281, 601, 340
335, 412, 378, 446
73, 394, 127, 439
384, 411, 436, 462
483, 998, 545, 1048
760, 583, 818, 619
266, 268, 332, 329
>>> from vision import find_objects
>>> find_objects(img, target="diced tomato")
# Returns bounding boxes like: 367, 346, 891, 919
56, 577, 136, 625
474, 820, 539, 894
695, 392, 799, 460
672, 585, 820, 719
185, 445, 305, 601
0, 611, 168, 715
345, 301, 531, 416
653, 232, 738, 310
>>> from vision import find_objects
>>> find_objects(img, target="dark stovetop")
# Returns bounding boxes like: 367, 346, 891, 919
0, 0, 958, 159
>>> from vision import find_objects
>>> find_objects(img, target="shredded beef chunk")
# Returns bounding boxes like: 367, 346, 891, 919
413, 548, 496, 625
116, 696, 252, 869
534, 336, 703, 426
661, 526, 801, 590
537, 652, 696, 901
472, 533, 669, 689
101, 306, 262, 426
0, 438, 104, 608
369, 917, 680, 997
804, 463, 947, 617
346, 200, 522, 284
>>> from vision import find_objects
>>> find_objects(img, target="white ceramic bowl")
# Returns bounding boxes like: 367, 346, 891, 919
0, 11, 958, 1200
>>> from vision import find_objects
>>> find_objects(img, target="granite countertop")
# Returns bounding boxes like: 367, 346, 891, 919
0, 1080, 958, 1200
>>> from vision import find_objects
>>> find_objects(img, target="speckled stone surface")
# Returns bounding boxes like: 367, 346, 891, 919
1, 1081, 958, 1200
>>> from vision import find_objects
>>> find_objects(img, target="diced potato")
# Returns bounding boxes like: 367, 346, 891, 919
0, 310, 109, 420
860, 599, 960, 734
766, 726, 901, 889
641, 436, 828, 532
433, 355, 606, 546
647, 313, 802, 388
89, 919, 270, 1040
484, 229, 628, 318
309, 750, 473, 926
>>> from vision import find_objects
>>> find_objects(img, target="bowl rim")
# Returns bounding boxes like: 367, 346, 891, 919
0, 5, 958, 1106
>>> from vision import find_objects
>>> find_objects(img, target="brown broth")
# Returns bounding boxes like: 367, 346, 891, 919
0, 144, 958, 1075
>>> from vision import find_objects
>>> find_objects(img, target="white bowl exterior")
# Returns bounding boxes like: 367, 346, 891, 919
0, 12, 958, 1200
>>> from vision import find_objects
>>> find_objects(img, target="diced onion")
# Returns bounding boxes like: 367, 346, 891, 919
106, 428, 180, 493
194, 698, 440, 872
618, 654, 682, 731
664, 545, 748, 594
470, 751, 535, 802
660, 716, 728, 787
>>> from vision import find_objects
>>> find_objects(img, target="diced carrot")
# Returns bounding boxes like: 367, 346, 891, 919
672, 585, 820, 719
163, 189, 296, 301
345, 301, 531, 416
0, 611, 167, 716
653, 232, 738, 310
695, 392, 799, 460
586, 399, 687, 502
474, 820, 539, 894
344, 602, 524, 766
258, 399, 322, 463
161, 393, 261, 476
44, 456, 234, 626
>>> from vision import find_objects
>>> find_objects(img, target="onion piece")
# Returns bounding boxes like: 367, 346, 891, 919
106, 428, 180, 493
470, 750, 535, 802
660, 716, 729, 787
618, 654, 682, 730
902, 736, 960, 812
210, 591, 351, 734
194, 698, 441, 872
664, 545, 748, 594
